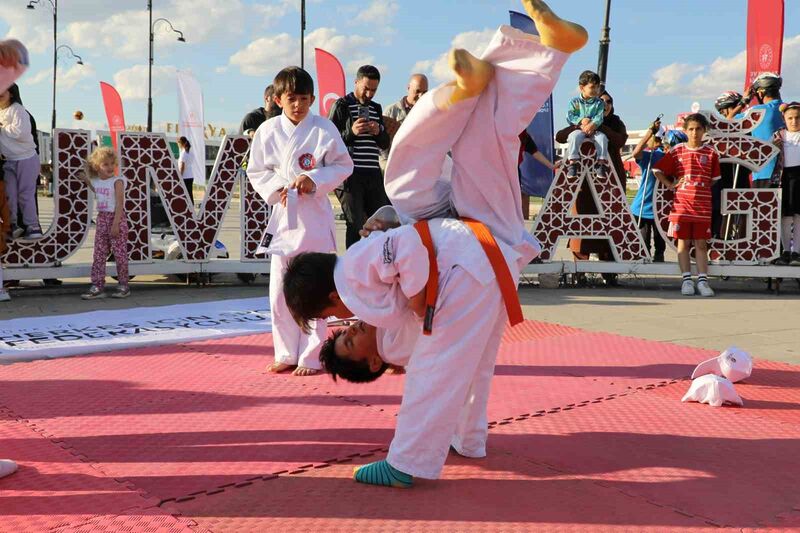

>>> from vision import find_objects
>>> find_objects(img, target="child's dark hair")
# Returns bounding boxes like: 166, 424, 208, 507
683, 113, 709, 130
283, 252, 337, 333
578, 70, 601, 87
356, 65, 381, 82
178, 136, 191, 151
319, 330, 388, 383
7, 83, 23, 106
273, 66, 314, 97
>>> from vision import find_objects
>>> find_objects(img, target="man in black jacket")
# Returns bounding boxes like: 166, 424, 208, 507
328, 65, 391, 248
239, 84, 281, 137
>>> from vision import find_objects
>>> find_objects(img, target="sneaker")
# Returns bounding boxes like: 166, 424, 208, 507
697, 280, 715, 297
10, 226, 24, 239
0, 291, 10, 303
23, 228, 43, 239
681, 279, 695, 296
567, 161, 579, 178
111, 286, 130, 299
774, 252, 791, 265
791, 252, 800, 266
81, 286, 106, 300
596, 161, 608, 178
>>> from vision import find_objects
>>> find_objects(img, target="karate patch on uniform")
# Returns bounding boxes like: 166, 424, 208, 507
298, 153, 316, 171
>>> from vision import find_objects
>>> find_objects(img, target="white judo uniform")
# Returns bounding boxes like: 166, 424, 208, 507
336, 26, 569, 479
248, 113, 353, 369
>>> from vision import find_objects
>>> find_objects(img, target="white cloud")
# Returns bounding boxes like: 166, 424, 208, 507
645, 63, 704, 97
113, 64, 177, 100
253, 0, 301, 22
412, 28, 495, 83
1, 7, 56, 55
25, 63, 96, 91
58, 0, 270, 60
647, 34, 800, 98
227, 27, 376, 79
354, 0, 398, 26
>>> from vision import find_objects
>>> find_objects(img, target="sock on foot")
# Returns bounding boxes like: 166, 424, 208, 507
353, 459, 413, 488
522, 0, 588, 53
445, 49, 494, 107
697, 274, 708, 284
682, 272, 692, 282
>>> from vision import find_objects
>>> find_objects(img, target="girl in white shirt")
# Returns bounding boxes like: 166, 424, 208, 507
80, 147, 131, 299
177, 136, 194, 205
0, 83, 41, 239
774, 102, 800, 265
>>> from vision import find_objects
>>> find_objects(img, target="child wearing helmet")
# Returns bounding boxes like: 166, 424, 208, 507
734, 73, 785, 188
712, 91, 751, 238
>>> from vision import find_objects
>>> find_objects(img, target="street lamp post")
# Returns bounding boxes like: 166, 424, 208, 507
597, 0, 612, 85
26, 0, 59, 131
147, 1, 185, 132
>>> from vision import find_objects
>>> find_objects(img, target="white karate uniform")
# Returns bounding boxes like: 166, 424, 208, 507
248, 112, 353, 368
338, 26, 569, 479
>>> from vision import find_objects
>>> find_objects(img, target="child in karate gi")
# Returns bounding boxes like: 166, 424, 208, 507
247, 66, 353, 376
282, 0, 586, 486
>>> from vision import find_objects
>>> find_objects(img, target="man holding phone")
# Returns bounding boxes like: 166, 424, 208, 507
328, 65, 392, 248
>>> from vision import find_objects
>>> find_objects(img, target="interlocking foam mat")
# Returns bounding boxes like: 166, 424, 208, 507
1, 320, 798, 532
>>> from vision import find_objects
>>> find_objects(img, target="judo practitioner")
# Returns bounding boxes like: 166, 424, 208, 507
247, 67, 353, 376
283, 0, 586, 486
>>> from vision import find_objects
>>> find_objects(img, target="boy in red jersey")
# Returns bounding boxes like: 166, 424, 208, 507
653, 113, 721, 297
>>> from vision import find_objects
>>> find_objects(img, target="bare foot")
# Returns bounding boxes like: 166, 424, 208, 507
522, 0, 588, 53
268, 362, 296, 373
385, 364, 406, 375
447, 48, 494, 106
293, 366, 320, 377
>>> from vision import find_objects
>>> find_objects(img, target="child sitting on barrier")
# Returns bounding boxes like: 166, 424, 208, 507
564, 70, 609, 179
80, 146, 130, 300
653, 113, 721, 297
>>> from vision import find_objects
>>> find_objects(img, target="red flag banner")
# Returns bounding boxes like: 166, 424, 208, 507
315, 48, 345, 117
99, 82, 126, 154
745, 0, 784, 89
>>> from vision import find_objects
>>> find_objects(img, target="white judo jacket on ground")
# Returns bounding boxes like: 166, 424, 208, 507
247, 112, 353, 256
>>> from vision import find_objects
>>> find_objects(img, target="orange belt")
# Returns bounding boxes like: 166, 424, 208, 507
412, 218, 524, 336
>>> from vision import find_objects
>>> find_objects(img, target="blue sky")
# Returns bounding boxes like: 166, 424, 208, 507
2, 0, 798, 135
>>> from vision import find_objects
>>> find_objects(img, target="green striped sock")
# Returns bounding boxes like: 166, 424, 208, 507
353, 460, 413, 488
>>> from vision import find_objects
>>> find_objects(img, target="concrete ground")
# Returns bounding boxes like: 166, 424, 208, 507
4, 195, 800, 365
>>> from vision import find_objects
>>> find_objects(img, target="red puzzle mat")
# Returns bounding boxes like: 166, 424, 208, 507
1, 320, 798, 532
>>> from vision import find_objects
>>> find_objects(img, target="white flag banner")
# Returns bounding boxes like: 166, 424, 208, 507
0, 298, 270, 363
177, 70, 206, 186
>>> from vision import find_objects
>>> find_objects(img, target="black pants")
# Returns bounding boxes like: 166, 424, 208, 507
184, 178, 194, 205
712, 164, 749, 238
638, 217, 665, 259
335, 172, 390, 248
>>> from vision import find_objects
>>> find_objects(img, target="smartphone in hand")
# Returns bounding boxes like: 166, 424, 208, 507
358, 106, 371, 121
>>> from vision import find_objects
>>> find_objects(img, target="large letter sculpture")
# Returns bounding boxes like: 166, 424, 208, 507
1, 130, 268, 269
240, 171, 271, 262
1, 129, 91, 266
119, 132, 252, 262
653, 109, 781, 263
532, 143, 648, 262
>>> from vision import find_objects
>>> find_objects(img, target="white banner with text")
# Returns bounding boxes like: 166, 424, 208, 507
0, 298, 270, 363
